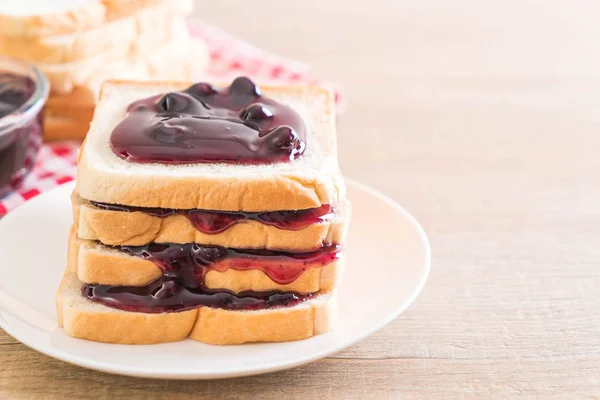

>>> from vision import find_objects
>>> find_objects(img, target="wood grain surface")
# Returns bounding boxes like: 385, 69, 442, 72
2, 0, 600, 398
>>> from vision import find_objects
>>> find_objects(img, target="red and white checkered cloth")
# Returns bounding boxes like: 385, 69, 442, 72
0, 21, 344, 217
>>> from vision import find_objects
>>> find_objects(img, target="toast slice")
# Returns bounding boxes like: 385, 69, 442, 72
57, 256, 337, 344
46, 86, 97, 112
73, 192, 351, 250
40, 21, 196, 94
44, 34, 210, 111
77, 80, 344, 211
0, 0, 192, 38
47, 106, 95, 123
45, 115, 91, 141
0, 0, 189, 64
43, 38, 210, 140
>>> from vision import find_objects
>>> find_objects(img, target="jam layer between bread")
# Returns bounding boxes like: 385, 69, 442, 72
113, 242, 341, 286
83, 242, 340, 313
90, 200, 334, 234
84, 278, 316, 313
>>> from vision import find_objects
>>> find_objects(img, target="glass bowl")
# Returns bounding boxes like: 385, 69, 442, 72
0, 56, 49, 199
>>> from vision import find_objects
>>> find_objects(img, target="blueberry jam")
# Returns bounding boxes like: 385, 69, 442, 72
110, 77, 307, 164
82, 243, 339, 313
84, 280, 314, 313
0, 73, 42, 198
115, 242, 340, 287
90, 201, 334, 233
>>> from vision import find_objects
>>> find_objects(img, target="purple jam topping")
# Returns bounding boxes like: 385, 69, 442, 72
110, 77, 306, 165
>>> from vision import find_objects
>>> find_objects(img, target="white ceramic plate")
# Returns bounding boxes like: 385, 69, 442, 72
0, 180, 430, 379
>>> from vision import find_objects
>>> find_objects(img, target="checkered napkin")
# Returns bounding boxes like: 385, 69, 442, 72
0, 20, 344, 217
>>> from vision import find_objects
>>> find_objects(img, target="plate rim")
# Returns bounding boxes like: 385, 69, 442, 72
0, 179, 431, 379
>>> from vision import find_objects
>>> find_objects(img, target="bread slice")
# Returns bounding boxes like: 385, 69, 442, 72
73, 192, 350, 251
0, 0, 189, 64
77, 80, 344, 211
56, 230, 337, 344
43, 38, 210, 141
40, 20, 196, 94
44, 115, 91, 142
47, 106, 95, 123
45, 31, 210, 111
0, 0, 192, 38
47, 86, 96, 112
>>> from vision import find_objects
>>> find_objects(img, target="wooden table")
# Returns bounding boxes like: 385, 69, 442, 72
3, 1, 600, 397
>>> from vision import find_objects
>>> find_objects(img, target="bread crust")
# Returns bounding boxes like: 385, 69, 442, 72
190, 292, 337, 345
47, 106, 95, 123
0, 0, 191, 38
73, 230, 344, 294
44, 116, 90, 142
73, 192, 350, 251
78, 164, 345, 212
47, 86, 97, 110
56, 228, 337, 344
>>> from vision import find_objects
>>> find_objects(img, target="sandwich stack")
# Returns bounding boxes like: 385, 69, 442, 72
0, 0, 210, 141
57, 76, 351, 344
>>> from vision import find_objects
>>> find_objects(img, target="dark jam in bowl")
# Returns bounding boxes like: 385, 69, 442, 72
0, 61, 48, 199
110, 77, 307, 165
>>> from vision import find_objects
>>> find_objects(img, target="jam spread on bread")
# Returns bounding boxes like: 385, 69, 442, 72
0, 73, 42, 198
115, 243, 341, 287
90, 201, 333, 233
82, 243, 339, 312
116, 242, 339, 286
110, 77, 307, 164
84, 280, 314, 313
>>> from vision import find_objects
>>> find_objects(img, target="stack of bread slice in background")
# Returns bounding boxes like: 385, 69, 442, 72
0, 0, 210, 141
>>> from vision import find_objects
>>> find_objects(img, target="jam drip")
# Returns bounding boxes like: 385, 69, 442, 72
83, 280, 314, 313
0, 73, 41, 198
90, 201, 333, 234
83, 243, 339, 313
116, 242, 341, 287
110, 77, 307, 164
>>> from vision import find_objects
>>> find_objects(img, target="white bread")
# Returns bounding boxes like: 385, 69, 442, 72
0, 0, 190, 64
77, 80, 345, 211
73, 235, 343, 294
47, 106, 95, 123
40, 21, 199, 94
44, 115, 91, 142
73, 191, 350, 251
44, 33, 210, 110
0, 0, 192, 38
43, 38, 210, 140
47, 87, 96, 112
56, 229, 337, 344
